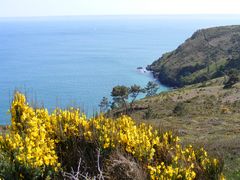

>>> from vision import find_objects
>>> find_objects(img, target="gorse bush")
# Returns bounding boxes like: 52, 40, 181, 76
0, 92, 224, 179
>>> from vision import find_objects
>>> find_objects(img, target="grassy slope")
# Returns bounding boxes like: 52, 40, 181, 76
128, 78, 240, 179
148, 25, 240, 87
1, 80, 239, 178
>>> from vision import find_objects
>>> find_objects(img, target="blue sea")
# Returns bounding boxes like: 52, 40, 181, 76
0, 15, 240, 124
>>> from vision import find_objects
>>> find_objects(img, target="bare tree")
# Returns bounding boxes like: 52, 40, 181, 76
62, 149, 104, 180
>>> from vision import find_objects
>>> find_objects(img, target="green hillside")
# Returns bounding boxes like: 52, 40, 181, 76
147, 25, 240, 87
125, 78, 240, 179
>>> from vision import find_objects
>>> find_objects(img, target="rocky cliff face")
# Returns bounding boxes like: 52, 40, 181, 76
147, 25, 240, 87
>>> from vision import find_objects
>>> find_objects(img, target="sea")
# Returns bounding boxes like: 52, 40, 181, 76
0, 15, 240, 124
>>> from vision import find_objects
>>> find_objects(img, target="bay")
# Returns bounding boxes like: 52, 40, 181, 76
0, 15, 239, 124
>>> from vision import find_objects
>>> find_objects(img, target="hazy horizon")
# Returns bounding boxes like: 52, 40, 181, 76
1, 0, 240, 18
2, 15, 239, 123
1, 14, 240, 20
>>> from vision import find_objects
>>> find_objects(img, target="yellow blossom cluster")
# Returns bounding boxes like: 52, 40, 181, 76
90, 115, 222, 179
90, 115, 161, 161
48, 108, 89, 139
0, 92, 224, 179
0, 92, 59, 169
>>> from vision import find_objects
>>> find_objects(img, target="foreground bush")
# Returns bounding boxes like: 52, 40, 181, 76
0, 92, 224, 179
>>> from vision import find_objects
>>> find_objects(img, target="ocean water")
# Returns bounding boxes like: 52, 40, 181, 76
0, 15, 240, 124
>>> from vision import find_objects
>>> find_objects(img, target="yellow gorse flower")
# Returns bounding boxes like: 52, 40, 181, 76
1, 92, 59, 169
0, 92, 223, 179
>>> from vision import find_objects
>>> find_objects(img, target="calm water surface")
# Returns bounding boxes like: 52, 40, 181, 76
0, 15, 239, 124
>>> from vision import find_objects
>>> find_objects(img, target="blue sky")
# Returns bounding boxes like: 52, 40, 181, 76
1, 0, 240, 17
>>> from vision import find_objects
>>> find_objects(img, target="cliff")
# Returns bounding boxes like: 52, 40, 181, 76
147, 25, 240, 87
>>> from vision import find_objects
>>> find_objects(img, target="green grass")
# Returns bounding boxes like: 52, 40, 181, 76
125, 80, 240, 178
182, 58, 228, 84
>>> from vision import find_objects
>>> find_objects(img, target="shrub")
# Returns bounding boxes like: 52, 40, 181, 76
0, 92, 224, 179
143, 106, 153, 119
224, 69, 240, 88
173, 102, 185, 116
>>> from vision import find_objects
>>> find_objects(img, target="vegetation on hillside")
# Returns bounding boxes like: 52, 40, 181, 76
223, 69, 240, 88
143, 26, 240, 178
126, 78, 240, 179
99, 81, 159, 115
147, 25, 240, 87
0, 92, 224, 179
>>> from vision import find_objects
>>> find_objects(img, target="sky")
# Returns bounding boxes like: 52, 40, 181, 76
1, 0, 240, 17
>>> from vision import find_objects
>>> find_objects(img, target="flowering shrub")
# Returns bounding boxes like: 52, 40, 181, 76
0, 92, 224, 179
